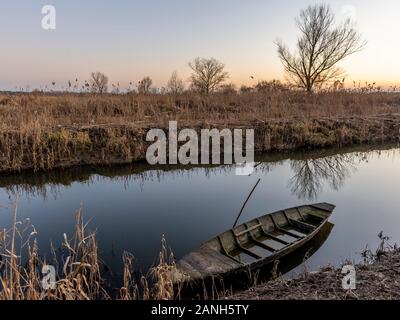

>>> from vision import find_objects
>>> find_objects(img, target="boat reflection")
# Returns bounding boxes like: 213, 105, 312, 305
0, 145, 396, 296
179, 221, 334, 298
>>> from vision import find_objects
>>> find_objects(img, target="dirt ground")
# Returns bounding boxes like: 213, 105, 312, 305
230, 244, 400, 300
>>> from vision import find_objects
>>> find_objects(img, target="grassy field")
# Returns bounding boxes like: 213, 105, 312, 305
0, 90, 399, 173
1, 90, 400, 300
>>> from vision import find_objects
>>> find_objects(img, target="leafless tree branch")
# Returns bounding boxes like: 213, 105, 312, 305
90, 72, 108, 94
276, 4, 366, 93
189, 58, 229, 94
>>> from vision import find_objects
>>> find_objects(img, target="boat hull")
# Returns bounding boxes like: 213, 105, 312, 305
172, 203, 335, 285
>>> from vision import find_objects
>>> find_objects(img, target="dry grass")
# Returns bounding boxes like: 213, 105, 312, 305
1, 91, 400, 130
2, 196, 399, 300
230, 234, 400, 300
0, 90, 400, 173
0, 197, 177, 300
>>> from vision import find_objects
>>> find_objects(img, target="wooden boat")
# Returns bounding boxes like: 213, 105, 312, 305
172, 203, 335, 284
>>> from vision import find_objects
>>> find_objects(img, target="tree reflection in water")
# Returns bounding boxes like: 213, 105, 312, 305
254, 148, 397, 200
0, 146, 397, 201
288, 154, 357, 200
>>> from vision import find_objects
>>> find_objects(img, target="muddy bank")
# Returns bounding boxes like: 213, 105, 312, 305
1, 114, 400, 174
230, 247, 400, 300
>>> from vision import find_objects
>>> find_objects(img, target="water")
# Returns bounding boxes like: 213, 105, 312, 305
0, 145, 399, 280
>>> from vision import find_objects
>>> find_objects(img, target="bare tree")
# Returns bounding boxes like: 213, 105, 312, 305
90, 72, 109, 94
138, 76, 153, 94
167, 71, 185, 94
276, 4, 365, 93
189, 57, 229, 94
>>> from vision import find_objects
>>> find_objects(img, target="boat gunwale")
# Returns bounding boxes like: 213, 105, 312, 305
204, 202, 335, 249
176, 203, 335, 283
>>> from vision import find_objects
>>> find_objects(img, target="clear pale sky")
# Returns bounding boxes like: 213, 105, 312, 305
1, 0, 399, 90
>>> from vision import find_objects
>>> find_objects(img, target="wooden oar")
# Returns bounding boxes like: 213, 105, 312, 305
233, 178, 261, 228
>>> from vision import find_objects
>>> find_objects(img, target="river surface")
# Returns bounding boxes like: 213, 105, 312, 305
0, 145, 399, 280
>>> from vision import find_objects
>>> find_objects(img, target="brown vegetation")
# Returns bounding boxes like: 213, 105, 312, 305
0, 201, 176, 300
2, 199, 399, 300
0, 90, 399, 173
230, 234, 400, 300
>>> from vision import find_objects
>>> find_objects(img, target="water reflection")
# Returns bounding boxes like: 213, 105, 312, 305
288, 154, 357, 200
0, 145, 396, 201
184, 221, 335, 297
0, 144, 399, 274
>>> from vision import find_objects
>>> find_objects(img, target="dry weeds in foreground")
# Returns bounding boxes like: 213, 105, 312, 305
0, 197, 177, 300
1, 196, 399, 300
230, 234, 400, 300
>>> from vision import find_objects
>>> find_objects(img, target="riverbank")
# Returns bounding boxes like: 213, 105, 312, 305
1, 91, 400, 173
2, 204, 399, 300
230, 240, 400, 300
1, 116, 399, 174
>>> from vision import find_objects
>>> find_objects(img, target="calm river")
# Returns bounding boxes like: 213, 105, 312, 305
1, 145, 399, 280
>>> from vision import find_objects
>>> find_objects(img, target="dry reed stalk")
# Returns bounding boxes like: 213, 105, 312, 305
148, 235, 177, 300
0, 198, 180, 301
56, 206, 107, 300
119, 251, 138, 300
0, 201, 99, 300
25, 240, 41, 300
0, 91, 399, 173
8, 193, 19, 299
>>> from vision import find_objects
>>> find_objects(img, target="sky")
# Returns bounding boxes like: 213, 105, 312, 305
0, 0, 399, 90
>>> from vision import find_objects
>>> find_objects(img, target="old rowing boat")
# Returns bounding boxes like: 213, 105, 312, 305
172, 203, 335, 284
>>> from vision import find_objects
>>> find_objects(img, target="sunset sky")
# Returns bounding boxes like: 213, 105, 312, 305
1, 0, 399, 90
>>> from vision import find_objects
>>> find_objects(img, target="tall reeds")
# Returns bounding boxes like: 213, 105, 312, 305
0, 90, 399, 174
0, 197, 178, 300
